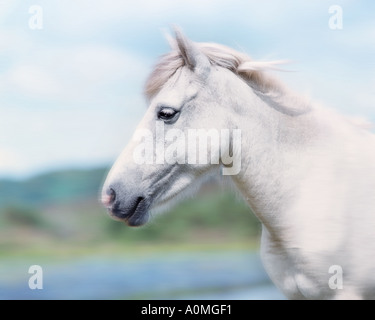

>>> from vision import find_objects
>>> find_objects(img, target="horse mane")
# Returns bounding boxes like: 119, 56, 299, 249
145, 42, 287, 100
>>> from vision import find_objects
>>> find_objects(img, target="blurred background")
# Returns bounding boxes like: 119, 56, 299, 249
0, 0, 374, 299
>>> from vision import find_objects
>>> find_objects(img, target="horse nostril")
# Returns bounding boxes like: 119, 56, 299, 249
109, 187, 116, 201
102, 187, 116, 207
108, 188, 116, 204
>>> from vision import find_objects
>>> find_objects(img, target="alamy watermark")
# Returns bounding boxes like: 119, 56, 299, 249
28, 265, 43, 289
28, 5, 43, 30
132, 122, 242, 175
328, 265, 343, 290
328, 5, 343, 30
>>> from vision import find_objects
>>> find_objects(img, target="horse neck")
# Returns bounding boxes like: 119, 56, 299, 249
225, 75, 317, 237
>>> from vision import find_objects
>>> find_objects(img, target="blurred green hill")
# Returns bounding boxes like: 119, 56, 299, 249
0, 168, 107, 207
0, 167, 261, 254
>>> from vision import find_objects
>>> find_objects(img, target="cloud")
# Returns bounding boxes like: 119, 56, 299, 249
0, 31, 149, 177
0, 149, 21, 168
0, 0, 374, 178
0, 40, 149, 102
0, 0, 16, 21
59, 44, 149, 88
54, 44, 150, 104
5, 64, 61, 97
334, 21, 375, 49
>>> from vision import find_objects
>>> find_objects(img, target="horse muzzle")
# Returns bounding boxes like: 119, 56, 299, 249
101, 183, 150, 227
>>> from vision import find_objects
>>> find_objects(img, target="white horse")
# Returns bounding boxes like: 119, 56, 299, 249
102, 29, 375, 299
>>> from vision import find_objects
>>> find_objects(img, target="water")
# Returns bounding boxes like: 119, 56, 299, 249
0, 251, 285, 300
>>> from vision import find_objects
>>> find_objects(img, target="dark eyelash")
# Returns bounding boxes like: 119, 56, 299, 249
157, 107, 178, 121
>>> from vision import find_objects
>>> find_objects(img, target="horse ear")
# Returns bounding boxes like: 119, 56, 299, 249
174, 27, 210, 79
162, 29, 178, 50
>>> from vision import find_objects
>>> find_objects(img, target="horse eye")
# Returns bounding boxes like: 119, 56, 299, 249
157, 107, 178, 122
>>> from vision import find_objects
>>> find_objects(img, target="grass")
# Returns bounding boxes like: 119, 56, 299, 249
0, 168, 262, 262
0, 237, 260, 261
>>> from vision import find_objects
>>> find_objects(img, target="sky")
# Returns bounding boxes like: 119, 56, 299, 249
0, 0, 374, 178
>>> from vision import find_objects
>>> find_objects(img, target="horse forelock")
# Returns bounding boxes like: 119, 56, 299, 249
144, 42, 286, 101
